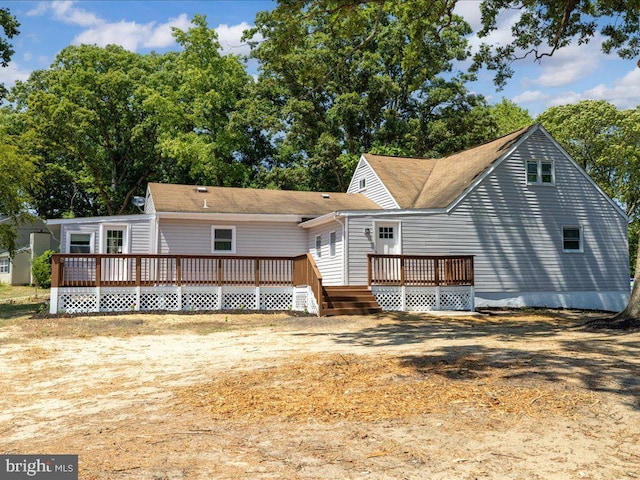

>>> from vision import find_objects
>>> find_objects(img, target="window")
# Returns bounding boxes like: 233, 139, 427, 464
330, 231, 336, 257
379, 226, 394, 239
0, 258, 9, 274
563, 226, 583, 252
315, 235, 322, 258
359, 178, 366, 190
212, 227, 235, 253
106, 229, 124, 254
69, 233, 92, 253
526, 160, 554, 185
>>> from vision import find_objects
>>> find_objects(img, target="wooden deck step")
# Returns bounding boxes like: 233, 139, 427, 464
321, 286, 381, 316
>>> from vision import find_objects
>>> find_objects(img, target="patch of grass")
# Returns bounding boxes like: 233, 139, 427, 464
0, 301, 46, 322
0, 284, 49, 302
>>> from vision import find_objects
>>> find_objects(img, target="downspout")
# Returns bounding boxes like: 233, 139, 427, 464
333, 215, 347, 286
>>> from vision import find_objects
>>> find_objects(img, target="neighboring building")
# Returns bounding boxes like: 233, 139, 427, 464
47, 125, 630, 314
0, 216, 56, 285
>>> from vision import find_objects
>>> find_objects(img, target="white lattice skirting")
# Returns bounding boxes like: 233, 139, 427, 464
371, 286, 475, 312
50, 286, 314, 314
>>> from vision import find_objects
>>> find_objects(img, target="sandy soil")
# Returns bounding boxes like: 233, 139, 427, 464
1, 310, 639, 479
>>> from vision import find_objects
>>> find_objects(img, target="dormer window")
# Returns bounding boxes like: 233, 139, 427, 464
526, 160, 554, 185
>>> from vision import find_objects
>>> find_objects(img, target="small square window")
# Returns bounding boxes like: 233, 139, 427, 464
212, 227, 235, 253
379, 227, 394, 239
563, 226, 583, 252
69, 233, 92, 253
0, 258, 10, 274
526, 160, 555, 185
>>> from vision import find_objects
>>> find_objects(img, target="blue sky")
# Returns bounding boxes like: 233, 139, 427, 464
2, 0, 639, 117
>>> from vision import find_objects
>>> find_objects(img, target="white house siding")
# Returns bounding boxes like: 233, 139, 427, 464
347, 158, 399, 209
307, 222, 344, 286
60, 218, 152, 254
346, 131, 629, 311
158, 219, 307, 256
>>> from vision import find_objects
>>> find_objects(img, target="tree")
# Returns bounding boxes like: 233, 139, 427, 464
12, 45, 171, 217
487, 98, 533, 136
0, 7, 20, 98
245, 0, 499, 192
476, 0, 640, 87
0, 109, 38, 256
155, 15, 259, 187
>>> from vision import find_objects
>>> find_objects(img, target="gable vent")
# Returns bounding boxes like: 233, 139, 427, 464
196, 186, 208, 193
321, 193, 330, 199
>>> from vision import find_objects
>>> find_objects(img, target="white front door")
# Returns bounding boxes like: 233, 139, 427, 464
103, 227, 129, 282
375, 222, 400, 254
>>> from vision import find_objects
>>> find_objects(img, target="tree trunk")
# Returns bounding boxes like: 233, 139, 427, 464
610, 240, 640, 325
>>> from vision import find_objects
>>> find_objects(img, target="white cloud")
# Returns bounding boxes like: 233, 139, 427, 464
512, 90, 549, 104
546, 91, 585, 107
143, 14, 191, 49
30, 0, 101, 27
582, 68, 640, 109
215, 22, 260, 56
0, 62, 32, 87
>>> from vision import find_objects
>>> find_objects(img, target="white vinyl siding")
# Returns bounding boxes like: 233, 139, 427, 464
60, 218, 151, 254
158, 219, 307, 256
347, 158, 398, 209
346, 130, 628, 296
308, 223, 344, 286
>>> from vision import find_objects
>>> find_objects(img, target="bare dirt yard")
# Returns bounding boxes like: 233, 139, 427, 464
1, 308, 640, 479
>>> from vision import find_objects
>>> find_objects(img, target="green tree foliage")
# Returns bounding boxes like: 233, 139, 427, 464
0, 7, 20, 98
0, 109, 38, 256
245, 0, 498, 191
13, 45, 168, 217
155, 15, 259, 187
476, 0, 640, 87
487, 98, 533, 136
31, 249, 54, 289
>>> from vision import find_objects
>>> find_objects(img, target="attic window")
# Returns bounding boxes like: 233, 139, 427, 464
359, 178, 366, 190
526, 160, 555, 185
196, 187, 208, 193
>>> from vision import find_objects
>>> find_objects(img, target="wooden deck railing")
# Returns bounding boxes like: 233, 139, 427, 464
51, 254, 305, 288
368, 254, 474, 287
51, 253, 325, 315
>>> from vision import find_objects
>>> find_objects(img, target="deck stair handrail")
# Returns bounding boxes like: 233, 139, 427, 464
292, 253, 324, 317
368, 254, 474, 287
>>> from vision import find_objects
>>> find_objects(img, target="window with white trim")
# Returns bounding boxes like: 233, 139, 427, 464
0, 258, 10, 274
69, 233, 92, 253
212, 226, 236, 253
330, 231, 336, 257
315, 235, 322, 258
526, 160, 555, 185
358, 178, 366, 190
563, 226, 583, 252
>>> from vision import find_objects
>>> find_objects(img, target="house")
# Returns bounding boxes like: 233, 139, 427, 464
0, 216, 56, 285
47, 124, 630, 314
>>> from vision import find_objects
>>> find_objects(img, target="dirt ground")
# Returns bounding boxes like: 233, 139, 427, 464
1, 309, 640, 479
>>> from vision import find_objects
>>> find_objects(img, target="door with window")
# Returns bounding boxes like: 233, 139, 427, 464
103, 227, 129, 282
375, 222, 400, 255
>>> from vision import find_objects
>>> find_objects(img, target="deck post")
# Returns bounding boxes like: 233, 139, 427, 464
95, 256, 102, 287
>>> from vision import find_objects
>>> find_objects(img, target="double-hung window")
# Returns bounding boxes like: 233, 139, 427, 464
212, 226, 236, 253
563, 226, 583, 253
526, 160, 554, 185
69, 233, 92, 253
0, 258, 10, 274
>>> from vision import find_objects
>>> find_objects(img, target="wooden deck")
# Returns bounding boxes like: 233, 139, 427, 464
50, 254, 474, 315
